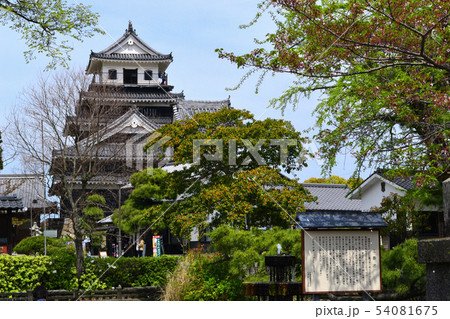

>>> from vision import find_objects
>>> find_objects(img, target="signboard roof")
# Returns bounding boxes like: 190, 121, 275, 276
296, 211, 387, 228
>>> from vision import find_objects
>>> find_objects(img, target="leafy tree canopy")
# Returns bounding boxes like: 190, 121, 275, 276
217, 0, 450, 188
115, 108, 314, 241
81, 194, 106, 250
303, 175, 363, 189
372, 192, 430, 243
0, 0, 102, 69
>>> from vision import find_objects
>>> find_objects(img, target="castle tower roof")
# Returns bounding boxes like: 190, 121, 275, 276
86, 21, 173, 74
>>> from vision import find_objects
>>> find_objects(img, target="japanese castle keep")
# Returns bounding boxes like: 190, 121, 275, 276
63, 21, 229, 194
52, 22, 230, 254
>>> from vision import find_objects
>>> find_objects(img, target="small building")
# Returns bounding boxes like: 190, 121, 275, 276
348, 171, 442, 243
0, 195, 24, 254
0, 174, 59, 253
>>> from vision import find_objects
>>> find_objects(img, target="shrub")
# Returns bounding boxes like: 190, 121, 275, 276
81, 255, 181, 289
0, 255, 50, 293
381, 238, 426, 294
162, 248, 244, 301
0, 255, 181, 293
13, 235, 74, 256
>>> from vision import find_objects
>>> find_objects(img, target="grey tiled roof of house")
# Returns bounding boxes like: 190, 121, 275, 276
303, 183, 361, 211
0, 195, 24, 211
390, 176, 415, 190
0, 175, 53, 209
175, 99, 231, 120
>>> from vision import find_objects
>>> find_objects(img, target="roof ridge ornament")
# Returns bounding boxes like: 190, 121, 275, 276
127, 20, 136, 34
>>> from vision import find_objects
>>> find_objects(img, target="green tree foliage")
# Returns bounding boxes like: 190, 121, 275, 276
209, 225, 302, 279
381, 238, 426, 294
112, 168, 174, 234
304, 175, 347, 184
82, 194, 106, 250
217, 0, 450, 188
0, 0, 102, 69
372, 193, 429, 243
117, 108, 314, 242
303, 175, 363, 189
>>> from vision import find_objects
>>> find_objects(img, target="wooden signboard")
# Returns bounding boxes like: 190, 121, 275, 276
302, 229, 382, 294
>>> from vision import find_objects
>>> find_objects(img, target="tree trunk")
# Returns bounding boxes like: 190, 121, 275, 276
72, 215, 85, 282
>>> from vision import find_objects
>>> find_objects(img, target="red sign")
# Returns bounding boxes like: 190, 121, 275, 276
0, 246, 7, 254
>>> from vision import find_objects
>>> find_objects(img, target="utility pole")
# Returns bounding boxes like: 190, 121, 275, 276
42, 120, 47, 256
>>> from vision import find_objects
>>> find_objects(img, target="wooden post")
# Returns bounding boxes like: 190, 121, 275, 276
72, 288, 79, 301
444, 178, 450, 237
117, 286, 123, 300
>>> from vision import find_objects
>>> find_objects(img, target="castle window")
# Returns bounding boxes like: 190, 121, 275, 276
144, 70, 153, 81
123, 69, 138, 84
108, 69, 117, 80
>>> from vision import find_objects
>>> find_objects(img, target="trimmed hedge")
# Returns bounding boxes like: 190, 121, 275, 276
0, 254, 181, 293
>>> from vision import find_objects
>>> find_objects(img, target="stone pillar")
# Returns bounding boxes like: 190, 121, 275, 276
444, 178, 450, 237
417, 238, 450, 300
417, 179, 450, 301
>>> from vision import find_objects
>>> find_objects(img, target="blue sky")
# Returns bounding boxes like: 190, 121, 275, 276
0, 0, 359, 180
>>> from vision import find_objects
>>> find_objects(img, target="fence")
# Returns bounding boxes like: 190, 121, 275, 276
0, 286, 162, 301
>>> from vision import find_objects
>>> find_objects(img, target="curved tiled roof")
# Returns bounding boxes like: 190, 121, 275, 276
0, 195, 24, 211
90, 52, 172, 62
175, 99, 231, 120
81, 90, 184, 103
86, 22, 173, 73
0, 175, 54, 209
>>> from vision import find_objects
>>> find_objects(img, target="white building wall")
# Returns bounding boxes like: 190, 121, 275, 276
360, 181, 405, 211
100, 62, 160, 85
